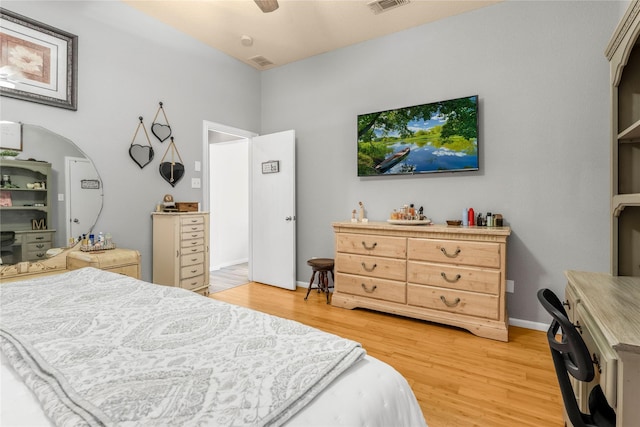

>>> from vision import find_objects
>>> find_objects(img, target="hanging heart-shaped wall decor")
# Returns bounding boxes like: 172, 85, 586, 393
159, 161, 185, 187
151, 123, 172, 142
129, 144, 154, 169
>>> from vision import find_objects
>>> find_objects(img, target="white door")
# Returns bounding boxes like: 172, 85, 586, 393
250, 130, 296, 289
65, 157, 102, 240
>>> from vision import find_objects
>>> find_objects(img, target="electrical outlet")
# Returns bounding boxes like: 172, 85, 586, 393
506, 280, 514, 293
191, 178, 201, 189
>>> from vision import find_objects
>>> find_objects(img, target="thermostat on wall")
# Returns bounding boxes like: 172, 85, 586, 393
262, 160, 279, 174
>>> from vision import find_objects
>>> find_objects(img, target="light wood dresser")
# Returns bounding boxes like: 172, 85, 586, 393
152, 212, 210, 296
67, 248, 141, 279
332, 221, 511, 341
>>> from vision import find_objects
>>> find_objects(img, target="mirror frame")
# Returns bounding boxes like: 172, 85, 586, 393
0, 123, 103, 281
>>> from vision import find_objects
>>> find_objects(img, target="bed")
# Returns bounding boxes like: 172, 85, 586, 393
0, 267, 427, 426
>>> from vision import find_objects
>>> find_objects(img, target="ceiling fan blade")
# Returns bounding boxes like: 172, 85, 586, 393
254, 0, 279, 13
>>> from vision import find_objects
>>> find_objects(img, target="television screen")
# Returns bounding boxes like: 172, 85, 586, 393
357, 95, 479, 176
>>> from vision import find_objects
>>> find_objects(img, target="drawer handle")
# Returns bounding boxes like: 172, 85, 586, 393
361, 262, 377, 272
36, 244, 45, 249
36, 252, 45, 258
562, 300, 571, 310
574, 320, 582, 334
361, 241, 377, 250
35, 237, 44, 240
592, 353, 602, 374
440, 247, 461, 258
361, 283, 377, 293
191, 248, 198, 252
191, 258, 198, 262
441, 272, 461, 283
440, 295, 461, 307
191, 234, 198, 237
191, 269, 197, 273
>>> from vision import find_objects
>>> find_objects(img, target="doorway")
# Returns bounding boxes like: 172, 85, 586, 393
202, 121, 256, 281
202, 121, 297, 290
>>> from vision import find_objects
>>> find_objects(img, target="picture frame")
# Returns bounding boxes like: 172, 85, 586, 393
0, 8, 77, 110
261, 160, 280, 174
0, 121, 22, 151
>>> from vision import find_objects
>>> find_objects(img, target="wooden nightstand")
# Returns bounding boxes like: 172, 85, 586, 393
67, 248, 141, 279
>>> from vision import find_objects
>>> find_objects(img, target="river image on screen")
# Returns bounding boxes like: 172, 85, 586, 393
357, 95, 478, 177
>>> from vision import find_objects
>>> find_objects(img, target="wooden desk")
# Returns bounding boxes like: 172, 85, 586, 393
565, 271, 640, 427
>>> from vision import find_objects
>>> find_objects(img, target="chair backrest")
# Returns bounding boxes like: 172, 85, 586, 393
537, 288, 595, 427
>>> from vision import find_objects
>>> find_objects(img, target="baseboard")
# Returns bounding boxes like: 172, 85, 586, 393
508, 317, 548, 331
297, 280, 548, 331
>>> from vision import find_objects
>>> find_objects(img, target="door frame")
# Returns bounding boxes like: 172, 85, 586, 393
202, 120, 257, 279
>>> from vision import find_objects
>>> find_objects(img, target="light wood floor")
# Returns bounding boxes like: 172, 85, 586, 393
209, 263, 249, 293
210, 282, 564, 427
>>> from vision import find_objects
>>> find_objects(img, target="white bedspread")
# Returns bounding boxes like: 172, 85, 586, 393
0, 268, 367, 426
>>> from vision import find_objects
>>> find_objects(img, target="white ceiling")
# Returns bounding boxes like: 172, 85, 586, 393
122, 0, 501, 70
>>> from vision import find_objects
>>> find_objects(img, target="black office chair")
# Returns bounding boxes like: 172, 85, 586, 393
0, 231, 16, 265
537, 288, 616, 427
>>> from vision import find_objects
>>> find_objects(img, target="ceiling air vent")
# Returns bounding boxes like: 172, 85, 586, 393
249, 55, 274, 68
367, 0, 410, 14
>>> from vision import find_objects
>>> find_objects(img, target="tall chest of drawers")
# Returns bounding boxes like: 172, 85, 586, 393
152, 212, 210, 296
332, 221, 511, 341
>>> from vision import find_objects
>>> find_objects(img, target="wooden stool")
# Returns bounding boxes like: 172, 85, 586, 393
304, 258, 334, 304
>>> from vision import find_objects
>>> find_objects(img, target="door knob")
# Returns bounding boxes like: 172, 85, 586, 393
285, 216, 292, 221
73, 218, 80, 223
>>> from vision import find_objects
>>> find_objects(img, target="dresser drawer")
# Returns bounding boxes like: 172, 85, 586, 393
26, 249, 49, 261
336, 253, 406, 281
408, 238, 501, 268
182, 223, 205, 234
181, 263, 204, 279
182, 230, 205, 240
407, 261, 501, 295
181, 238, 204, 249
181, 274, 206, 291
336, 272, 406, 303
26, 241, 52, 253
336, 233, 406, 258
25, 232, 53, 244
407, 284, 499, 319
181, 215, 205, 226
182, 251, 205, 267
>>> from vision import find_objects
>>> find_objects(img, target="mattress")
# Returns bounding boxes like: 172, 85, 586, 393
0, 268, 427, 426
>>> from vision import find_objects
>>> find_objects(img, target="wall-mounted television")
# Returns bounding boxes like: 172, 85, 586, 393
357, 95, 478, 176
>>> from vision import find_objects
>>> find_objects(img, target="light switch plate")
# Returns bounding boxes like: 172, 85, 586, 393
191, 178, 201, 189
194, 161, 201, 172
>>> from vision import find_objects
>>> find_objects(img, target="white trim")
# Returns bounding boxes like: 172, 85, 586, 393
508, 317, 548, 331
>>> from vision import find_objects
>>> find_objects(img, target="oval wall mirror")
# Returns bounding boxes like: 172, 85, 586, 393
0, 122, 103, 271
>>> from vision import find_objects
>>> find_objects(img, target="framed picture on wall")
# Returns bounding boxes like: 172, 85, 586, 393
0, 8, 77, 110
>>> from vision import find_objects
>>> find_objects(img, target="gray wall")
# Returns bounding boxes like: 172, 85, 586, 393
260, 1, 625, 327
0, 1, 628, 326
1, 1, 261, 281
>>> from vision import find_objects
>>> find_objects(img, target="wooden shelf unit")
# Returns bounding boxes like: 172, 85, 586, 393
607, 0, 640, 276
